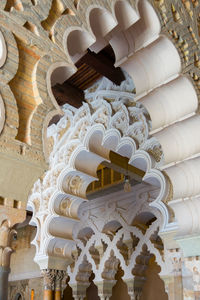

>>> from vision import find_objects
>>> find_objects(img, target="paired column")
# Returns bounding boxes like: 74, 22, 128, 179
95, 280, 116, 300
125, 277, 145, 300
0, 199, 26, 300
0, 221, 13, 299
41, 269, 66, 300
0, 265, 10, 299
55, 271, 66, 300
71, 282, 90, 300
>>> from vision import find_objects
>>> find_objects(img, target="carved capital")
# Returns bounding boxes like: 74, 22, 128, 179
0, 220, 18, 268
55, 270, 66, 291
95, 280, 116, 300
41, 269, 56, 290
71, 282, 90, 300
101, 250, 119, 280
125, 278, 145, 300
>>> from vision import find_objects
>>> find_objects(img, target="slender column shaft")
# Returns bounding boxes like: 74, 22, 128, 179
0, 266, 10, 300
41, 269, 56, 300
43, 290, 54, 300
0, 206, 26, 300
54, 290, 61, 300
55, 270, 65, 300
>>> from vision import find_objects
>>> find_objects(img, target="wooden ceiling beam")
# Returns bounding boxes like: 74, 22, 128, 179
102, 151, 145, 183
76, 49, 125, 86
52, 82, 85, 108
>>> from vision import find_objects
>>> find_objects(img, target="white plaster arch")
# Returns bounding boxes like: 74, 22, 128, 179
113, 0, 139, 30
110, 0, 161, 65
46, 61, 76, 114
32, 0, 200, 275
65, 198, 170, 286
28, 83, 172, 270
88, 6, 117, 38
0, 30, 7, 135
139, 76, 198, 131
0, 30, 7, 67
131, 0, 161, 50
64, 27, 95, 62
122, 35, 181, 97
0, 94, 5, 135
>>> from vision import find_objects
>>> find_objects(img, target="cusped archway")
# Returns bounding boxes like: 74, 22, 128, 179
28, 0, 200, 298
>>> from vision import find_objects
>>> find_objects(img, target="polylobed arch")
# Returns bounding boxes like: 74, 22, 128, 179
62, 203, 168, 300
114, 0, 139, 30
28, 0, 200, 291
88, 7, 117, 38
28, 79, 171, 271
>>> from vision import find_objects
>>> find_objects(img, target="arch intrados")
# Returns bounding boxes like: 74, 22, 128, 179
47, 61, 76, 110
135, 0, 161, 42
88, 6, 117, 38
114, 0, 139, 30
87, 128, 110, 160
129, 154, 150, 172
115, 137, 136, 159
77, 227, 94, 240
132, 211, 156, 227
0, 30, 7, 67
74, 149, 106, 178
102, 130, 121, 151
66, 29, 95, 61
102, 220, 122, 234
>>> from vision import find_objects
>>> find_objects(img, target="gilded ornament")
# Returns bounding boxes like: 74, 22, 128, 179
171, 4, 182, 24
194, 53, 200, 68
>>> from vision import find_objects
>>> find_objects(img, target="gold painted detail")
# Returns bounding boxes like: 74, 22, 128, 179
87, 151, 145, 194
87, 165, 124, 194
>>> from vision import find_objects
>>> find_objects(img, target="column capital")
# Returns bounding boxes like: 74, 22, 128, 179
55, 270, 66, 289
0, 208, 25, 268
0, 199, 26, 267
124, 277, 145, 300
94, 280, 116, 300
0, 204, 26, 300
41, 269, 56, 290
71, 282, 91, 300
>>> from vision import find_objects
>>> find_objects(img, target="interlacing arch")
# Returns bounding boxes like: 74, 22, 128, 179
67, 203, 168, 284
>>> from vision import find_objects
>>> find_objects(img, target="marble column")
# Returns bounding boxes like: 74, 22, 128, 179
71, 282, 90, 300
0, 266, 10, 299
0, 219, 20, 300
55, 270, 66, 300
95, 280, 116, 300
41, 269, 56, 300
125, 277, 145, 300
0, 199, 26, 300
